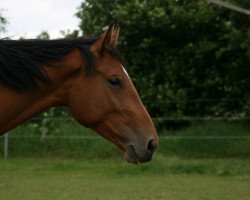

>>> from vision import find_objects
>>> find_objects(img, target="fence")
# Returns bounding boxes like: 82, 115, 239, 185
1, 116, 250, 159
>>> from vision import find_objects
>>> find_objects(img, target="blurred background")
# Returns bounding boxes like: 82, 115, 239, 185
0, 0, 250, 200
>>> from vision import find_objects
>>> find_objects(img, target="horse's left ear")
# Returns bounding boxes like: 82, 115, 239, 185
90, 23, 120, 57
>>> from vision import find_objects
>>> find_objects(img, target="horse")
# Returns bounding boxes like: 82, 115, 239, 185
0, 24, 158, 164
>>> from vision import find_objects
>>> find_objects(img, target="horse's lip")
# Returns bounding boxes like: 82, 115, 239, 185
124, 145, 140, 164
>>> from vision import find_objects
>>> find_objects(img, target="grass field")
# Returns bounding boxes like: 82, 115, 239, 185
1, 120, 250, 199
2, 120, 250, 159
0, 155, 250, 200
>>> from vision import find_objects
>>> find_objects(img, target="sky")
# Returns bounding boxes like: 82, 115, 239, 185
0, 0, 83, 39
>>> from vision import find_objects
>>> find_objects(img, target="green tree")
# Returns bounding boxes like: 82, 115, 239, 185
60, 29, 80, 39
76, 0, 250, 120
36, 31, 50, 39
0, 10, 7, 33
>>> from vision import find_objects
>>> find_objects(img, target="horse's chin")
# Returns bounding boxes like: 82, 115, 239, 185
124, 151, 140, 164
124, 144, 155, 164
124, 145, 140, 164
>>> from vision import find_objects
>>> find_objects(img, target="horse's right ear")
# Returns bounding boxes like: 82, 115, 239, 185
90, 23, 120, 57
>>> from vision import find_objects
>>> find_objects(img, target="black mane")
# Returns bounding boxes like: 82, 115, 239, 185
0, 37, 124, 91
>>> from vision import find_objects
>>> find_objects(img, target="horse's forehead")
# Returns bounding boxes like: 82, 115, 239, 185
101, 63, 130, 79
95, 55, 130, 79
97, 57, 122, 73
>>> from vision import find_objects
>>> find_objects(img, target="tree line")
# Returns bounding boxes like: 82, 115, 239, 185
1, 0, 250, 121
76, 0, 250, 119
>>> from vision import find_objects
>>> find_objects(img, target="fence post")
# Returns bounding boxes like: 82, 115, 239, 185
4, 133, 9, 159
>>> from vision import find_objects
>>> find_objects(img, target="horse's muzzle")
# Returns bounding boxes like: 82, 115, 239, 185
124, 139, 157, 164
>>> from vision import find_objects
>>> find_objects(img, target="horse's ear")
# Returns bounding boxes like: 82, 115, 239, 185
90, 23, 120, 57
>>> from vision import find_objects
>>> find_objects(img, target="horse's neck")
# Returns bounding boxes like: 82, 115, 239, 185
0, 85, 61, 134
0, 66, 71, 134
0, 50, 83, 134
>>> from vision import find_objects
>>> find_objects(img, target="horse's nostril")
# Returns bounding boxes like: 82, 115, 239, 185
147, 139, 156, 153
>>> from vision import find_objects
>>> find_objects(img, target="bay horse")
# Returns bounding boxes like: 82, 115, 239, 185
0, 24, 158, 164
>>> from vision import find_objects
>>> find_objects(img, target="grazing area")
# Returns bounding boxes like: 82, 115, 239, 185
0, 156, 250, 200
1, 119, 250, 159
1, 119, 250, 199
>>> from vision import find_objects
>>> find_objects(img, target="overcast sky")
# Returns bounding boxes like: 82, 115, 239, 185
0, 0, 83, 39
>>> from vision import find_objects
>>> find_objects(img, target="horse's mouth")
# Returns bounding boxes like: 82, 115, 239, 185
124, 143, 155, 164
124, 145, 140, 164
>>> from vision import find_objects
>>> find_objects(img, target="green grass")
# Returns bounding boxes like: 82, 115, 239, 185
1, 120, 250, 159
0, 156, 250, 200
1, 118, 250, 199
160, 121, 250, 158
1, 120, 250, 199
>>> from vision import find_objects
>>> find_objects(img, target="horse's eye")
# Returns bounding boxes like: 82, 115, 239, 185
108, 77, 122, 87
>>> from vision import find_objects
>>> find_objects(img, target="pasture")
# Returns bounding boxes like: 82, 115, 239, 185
1, 120, 250, 199
0, 156, 250, 200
